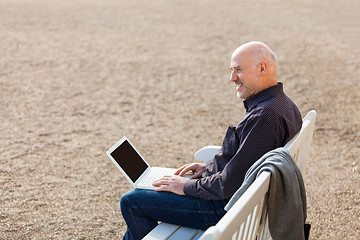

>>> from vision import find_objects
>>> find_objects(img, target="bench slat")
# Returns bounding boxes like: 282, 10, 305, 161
192, 231, 204, 240
143, 223, 180, 240
167, 226, 201, 240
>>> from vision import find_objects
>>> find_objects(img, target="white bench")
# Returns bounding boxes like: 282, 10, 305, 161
144, 110, 317, 240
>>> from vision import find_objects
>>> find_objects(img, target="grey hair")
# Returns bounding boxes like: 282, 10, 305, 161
252, 46, 277, 69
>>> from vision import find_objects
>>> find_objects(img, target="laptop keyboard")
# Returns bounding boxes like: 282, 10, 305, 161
141, 168, 175, 185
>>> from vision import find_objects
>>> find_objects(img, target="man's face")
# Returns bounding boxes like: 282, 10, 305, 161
230, 52, 259, 100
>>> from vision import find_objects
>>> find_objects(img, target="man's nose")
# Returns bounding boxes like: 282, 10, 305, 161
230, 71, 237, 82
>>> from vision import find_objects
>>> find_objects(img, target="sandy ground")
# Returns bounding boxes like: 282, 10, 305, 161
0, 0, 359, 239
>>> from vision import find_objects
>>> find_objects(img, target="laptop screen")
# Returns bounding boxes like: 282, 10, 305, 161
110, 139, 148, 182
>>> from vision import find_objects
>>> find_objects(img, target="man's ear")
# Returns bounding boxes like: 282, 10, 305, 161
258, 62, 267, 76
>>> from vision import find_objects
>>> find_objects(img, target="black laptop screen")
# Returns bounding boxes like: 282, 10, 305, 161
110, 140, 148, 182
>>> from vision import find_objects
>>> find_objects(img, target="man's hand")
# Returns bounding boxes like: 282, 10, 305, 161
175, 163, 206, 179
152, 162, 206, 195
152, 175, 188, 195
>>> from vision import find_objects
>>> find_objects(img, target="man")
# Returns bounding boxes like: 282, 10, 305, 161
120, 41, 302, 240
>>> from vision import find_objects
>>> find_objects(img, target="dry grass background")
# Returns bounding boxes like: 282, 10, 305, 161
0, 0, 359, 239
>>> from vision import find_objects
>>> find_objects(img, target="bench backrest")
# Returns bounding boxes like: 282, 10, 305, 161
284, 110, 317, 175
198, 110, 317, 240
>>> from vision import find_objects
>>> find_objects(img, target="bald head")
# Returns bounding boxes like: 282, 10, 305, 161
230, 41, 278, 99
232, 41, 277, 73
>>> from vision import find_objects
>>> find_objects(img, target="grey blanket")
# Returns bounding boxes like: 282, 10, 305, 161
224, 147, 307, 240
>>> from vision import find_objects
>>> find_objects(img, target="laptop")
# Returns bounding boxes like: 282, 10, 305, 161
106, 136, 182, 190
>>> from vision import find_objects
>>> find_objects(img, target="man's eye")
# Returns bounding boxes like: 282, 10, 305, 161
230, 68, 241, 72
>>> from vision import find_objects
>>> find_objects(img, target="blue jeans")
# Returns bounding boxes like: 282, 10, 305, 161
120, 189, 228, 240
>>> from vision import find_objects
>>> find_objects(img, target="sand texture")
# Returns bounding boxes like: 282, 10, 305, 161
1, 0, 359, 239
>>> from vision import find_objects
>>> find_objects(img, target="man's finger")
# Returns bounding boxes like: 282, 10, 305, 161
174, 165, 187, 175
154, 186, 165, 191
190, 171, 202, 179
178, 166, 193, 176
152, 179, 166, 186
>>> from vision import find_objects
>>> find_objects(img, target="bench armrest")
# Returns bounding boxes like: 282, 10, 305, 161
194, 146, 221, 163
